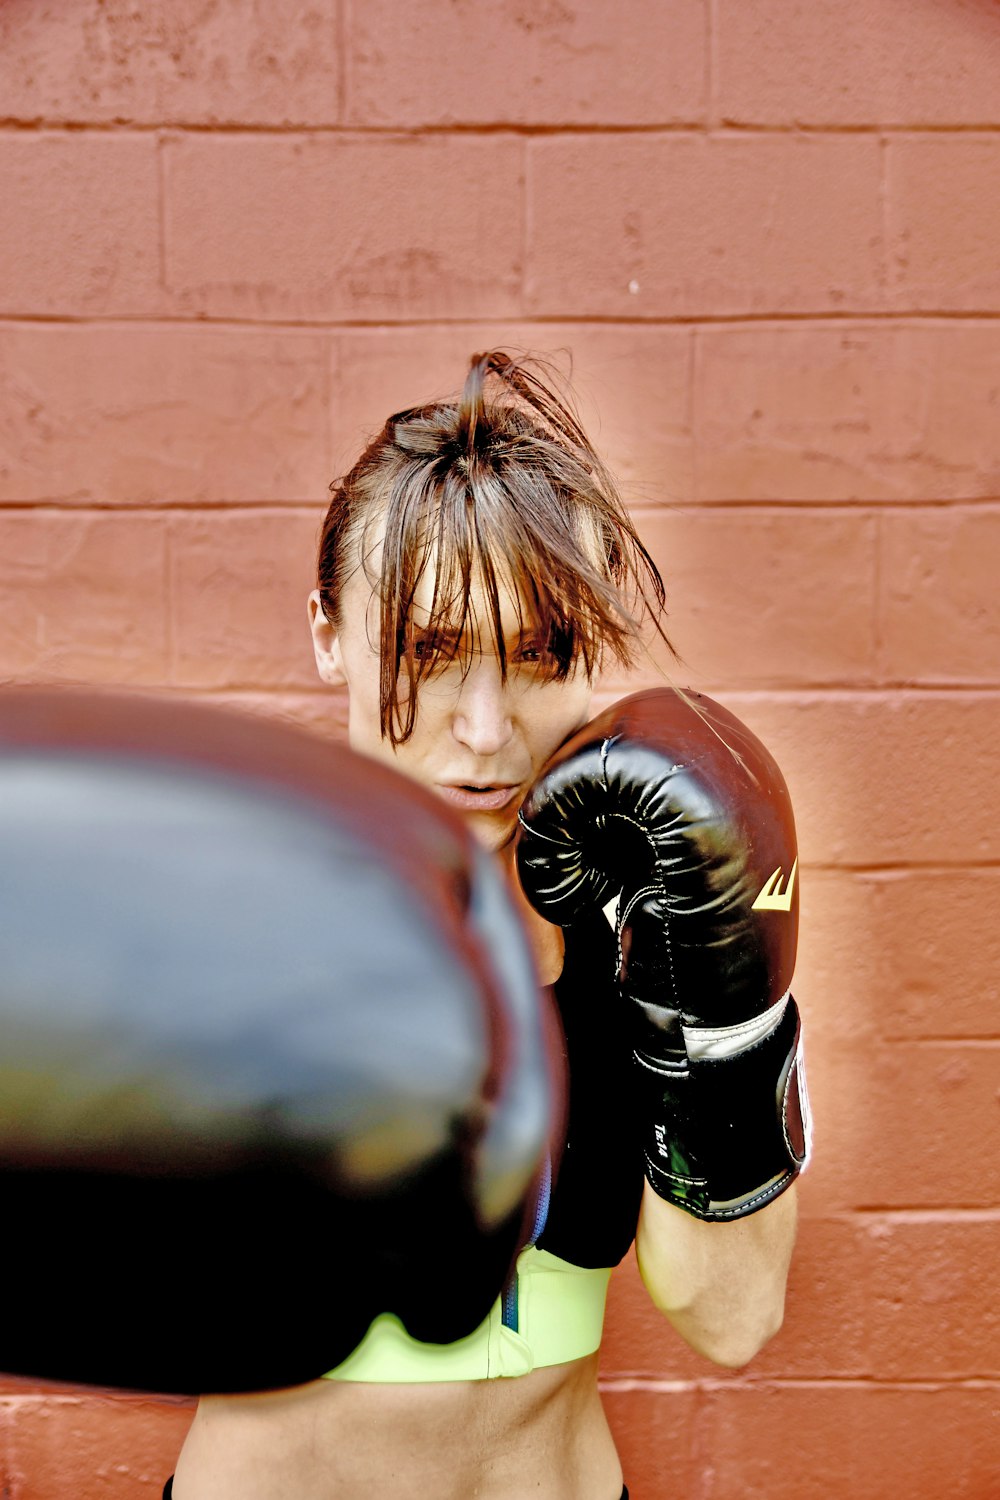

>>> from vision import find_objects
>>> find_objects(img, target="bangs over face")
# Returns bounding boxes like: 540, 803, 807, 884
318, 353, 669, 745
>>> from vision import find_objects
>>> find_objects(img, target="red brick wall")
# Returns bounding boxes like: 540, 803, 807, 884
1, 2, 998, 1496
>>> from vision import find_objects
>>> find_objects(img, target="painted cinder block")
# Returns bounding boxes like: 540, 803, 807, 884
791, 916, 997, 1212
831, 1042, 999, 1210
0, 135, 161, 319
167, 510, 320, 690
693, 322, 1000, 502
786, 1038, 870, 1215
0, 511, 169, 685
162, 134, 525, 322
210, 688, 350, 745
715, 0, 1000, 127
598, 1385, 702, 1500
525, 134, 884, 318
624, 506, 878, 691
880, 507, 1000, 683
328, 324, 695, 505
329, 325, 570, 479
0, 325, 332, 506
867, 1219, 1000, 1379
346, 0, 707, 126
887, 135, 1000, 311
687, 1382, 1000, 1500
722, 692, 1000, 866
867, 870, 1000, 1040
749, 1217, 876, 1380
0, 1386, 193, 1500
793, 869, 879, 1050
0, 0, 341, 126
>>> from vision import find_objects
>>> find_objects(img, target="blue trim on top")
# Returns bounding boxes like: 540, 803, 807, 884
531, 1152, 552, 1245
500, 1155, 552, 1332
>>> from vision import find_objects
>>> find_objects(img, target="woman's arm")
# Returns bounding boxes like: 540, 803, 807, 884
635, 1180, 798, 1368
516, 691, 810, 1372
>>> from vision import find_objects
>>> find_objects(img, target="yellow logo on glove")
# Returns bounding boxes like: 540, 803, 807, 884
752, 859, 798, 912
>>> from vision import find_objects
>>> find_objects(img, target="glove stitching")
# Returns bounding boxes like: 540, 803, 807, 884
691, 1015, 769, 1043
683, 995, 788, 1051
781, 1040, 810, 1165
644, 1157, 708, 1188
780, 1053, 793, 1159
514, 811, 563, 846
705, 1175, 793, 1219
617, 882, 675, 1007
634, 1054, 686, 1078
614, 882, 646, 977
617, 883, 657, 928
644, 1160, 793, 1220
617, 880, 679, 1010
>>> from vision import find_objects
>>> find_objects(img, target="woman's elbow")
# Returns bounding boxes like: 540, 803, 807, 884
704, 1302, 785, 1369
662, 1290, 786, 1370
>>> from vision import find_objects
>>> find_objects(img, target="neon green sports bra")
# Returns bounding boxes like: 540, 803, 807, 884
322, 1247, 612, 1383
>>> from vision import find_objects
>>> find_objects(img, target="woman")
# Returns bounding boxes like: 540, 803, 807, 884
170, 351, 798, 1500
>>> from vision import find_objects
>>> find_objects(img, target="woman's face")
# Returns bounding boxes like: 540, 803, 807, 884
308, 543, 594, 853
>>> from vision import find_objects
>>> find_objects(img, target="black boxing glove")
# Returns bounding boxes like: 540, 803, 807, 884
517, 688, 810, 1222
0, 689, 560, 1393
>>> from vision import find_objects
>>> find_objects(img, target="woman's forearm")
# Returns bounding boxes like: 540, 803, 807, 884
635, 1180, 798, 1368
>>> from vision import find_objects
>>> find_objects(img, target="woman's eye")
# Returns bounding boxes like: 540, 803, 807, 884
409, 633, 460, 669
515, 641, 549, 666
410, 634, 440, 660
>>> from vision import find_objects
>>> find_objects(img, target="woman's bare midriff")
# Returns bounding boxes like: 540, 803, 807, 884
172, 1354, 622, 1500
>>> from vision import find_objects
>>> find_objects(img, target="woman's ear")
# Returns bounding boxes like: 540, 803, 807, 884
307, 590, 345, 686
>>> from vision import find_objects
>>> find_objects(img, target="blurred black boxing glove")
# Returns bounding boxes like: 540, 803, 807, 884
517, 688, 810, 1222
0, 689, 560, 1393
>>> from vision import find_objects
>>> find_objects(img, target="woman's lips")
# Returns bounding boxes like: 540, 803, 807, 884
436, 783, 520, 813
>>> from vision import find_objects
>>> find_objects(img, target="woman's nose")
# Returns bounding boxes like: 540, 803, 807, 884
451, 661, 514, 757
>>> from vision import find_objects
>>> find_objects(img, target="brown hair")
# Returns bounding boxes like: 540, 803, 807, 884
317, 350, 671, 745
